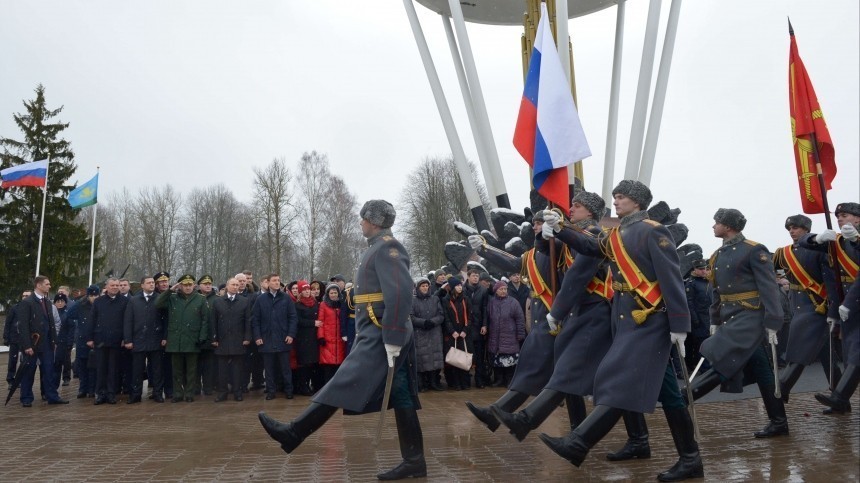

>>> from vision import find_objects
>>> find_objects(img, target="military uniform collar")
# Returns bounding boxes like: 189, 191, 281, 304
367, 228, 394, 246
619, 210, 649, 228
573, 219, 593, 230
722, 232, 746, 247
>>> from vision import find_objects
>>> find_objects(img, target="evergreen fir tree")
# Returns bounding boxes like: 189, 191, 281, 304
0, 84, 98, 304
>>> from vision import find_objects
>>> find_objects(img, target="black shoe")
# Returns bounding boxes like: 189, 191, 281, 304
62, 380, 70, 386
377, 407, 427, 480
258, 403, 337, 454
658, 407, 703, 482
250, 384, 264, 391
235, 394, 243, 402
815, 364, 860, 413
377, 461, 427, 480
430, 380, 444, 391
94, 397, 106, 405
493, 389, 565, 442
214, 394, 229, 403
185, 396, 194, 403
76, 393, 88, 399
539, 405, 622, 467
22, 402, 33, 407
154, 396, 165, 403
286, 393, 294, 399
172, 397, 184, 403
822, 402, 852, 414
466, 402, 500, 432
266, 393, 276, 400
48, 398, 70, 405
754, 420, 789, 438
107, 397, 117, 405
204, 390, 213, 396
606, 411, 651, 461
539, 432, 590, 466
127, 396, 142, 404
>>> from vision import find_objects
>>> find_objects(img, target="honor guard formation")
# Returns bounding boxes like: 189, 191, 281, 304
3, 189, 858, 481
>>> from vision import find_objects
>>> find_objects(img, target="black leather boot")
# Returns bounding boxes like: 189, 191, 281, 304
779, 362, 804, 403
657, 407, 704, 481
258, 402, 338, 453
565, 394, 587, 430
606, 411, 651, 461
754, 385, 789, 438
465, 390, 529, 432
492, 389, 565, 441
688, 369, 722, 402
816, 364, 859, 414
377, 408, 427, 480
538, 405, 622, 467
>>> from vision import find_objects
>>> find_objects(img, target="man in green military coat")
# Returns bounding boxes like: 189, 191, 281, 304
156, 274, 210, 402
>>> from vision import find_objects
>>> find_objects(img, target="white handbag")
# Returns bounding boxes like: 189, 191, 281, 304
445, 338, 472, 371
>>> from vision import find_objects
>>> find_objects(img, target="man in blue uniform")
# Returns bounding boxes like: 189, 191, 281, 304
538, 180, 702, 482
259, 200, 426, 481
690, 208, 787, 438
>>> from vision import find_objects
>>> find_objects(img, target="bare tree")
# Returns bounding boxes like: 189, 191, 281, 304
317, 175, 364, 281
294, 151, 331, 280
253, 157, 296, 274
398, 156, 489, 275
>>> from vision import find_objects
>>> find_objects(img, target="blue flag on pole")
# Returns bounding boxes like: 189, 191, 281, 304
68, 173, 98, 209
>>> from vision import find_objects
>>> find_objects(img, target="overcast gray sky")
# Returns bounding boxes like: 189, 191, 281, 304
1, 1, 857, 255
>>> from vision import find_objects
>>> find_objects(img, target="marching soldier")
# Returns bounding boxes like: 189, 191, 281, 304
802, 202, 860, 414
464, 209, 570, 433
259, 200, 427, 480
492, 191, 612, 443
690, 209, 788, 438
774, 215, 838, 401
538, 180, 702, 482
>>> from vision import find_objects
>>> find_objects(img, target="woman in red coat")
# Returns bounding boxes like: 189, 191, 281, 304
317, 284, 346, 384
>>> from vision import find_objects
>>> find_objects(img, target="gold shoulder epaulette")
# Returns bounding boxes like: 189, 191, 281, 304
643, 219, 661, 227
743, 239, 760, 246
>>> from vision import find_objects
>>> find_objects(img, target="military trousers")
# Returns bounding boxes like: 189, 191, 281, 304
171, 352, 199, 399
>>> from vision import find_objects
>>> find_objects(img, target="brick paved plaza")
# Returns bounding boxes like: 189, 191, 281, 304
1, 359, 857, 482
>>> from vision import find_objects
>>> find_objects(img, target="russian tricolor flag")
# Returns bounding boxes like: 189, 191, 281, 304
513, 2, 591, 212
1, 159, 48, 188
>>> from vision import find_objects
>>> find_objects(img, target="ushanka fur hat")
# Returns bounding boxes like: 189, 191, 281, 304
572, 191, 606, 221
714, 208, 747, 231
784, 214, 812, 231
612, 180, 653, 210
360, 199, 396, 228
835, 202, 860, 217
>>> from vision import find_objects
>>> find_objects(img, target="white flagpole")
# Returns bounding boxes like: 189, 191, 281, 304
34, 157, 51, 277
88, 167, 99, 285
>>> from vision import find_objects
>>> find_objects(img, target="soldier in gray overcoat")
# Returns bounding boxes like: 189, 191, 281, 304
259, 200, 427, 481
691, 208, 788, 439
539, 181, 702, 483
410, 277, 445, 391
774, 214, 839, 402
803, 202, 860, 414
492, 191, 612, 443
464, 210, 566, 433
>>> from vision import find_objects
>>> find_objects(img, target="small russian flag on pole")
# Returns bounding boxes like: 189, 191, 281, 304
513, 2, 591, 212
0, 159, 49, 188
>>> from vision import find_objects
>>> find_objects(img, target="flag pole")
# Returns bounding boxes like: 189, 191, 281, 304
808, 132, 834, 230
34, 157, 51, 277
88, 167, 100, 285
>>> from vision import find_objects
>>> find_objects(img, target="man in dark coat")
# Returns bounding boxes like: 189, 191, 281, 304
196, 274, 218, 395
538, 181, 702, 482
492, 192, 612, 445
123, 276, 166, 403
88, 277, 129, 405
774, 215, 839, 401
15, 276, 69, 406
252, 273, 298, 399
156, 274, 210, 402
470, 273, 493, 388
238, 272, 266, 392
4, 290, 31, 384
803, 202, 860, 414
685, 259, 713, 371
506, 272, 530, 315
211, 277, 252, 402
690, 208, 787, 439
259, 199, 426, 480
69, 285, 99, 398
152, 271, 174, 400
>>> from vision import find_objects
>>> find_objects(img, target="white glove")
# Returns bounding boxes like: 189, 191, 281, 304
384, 343, 401, 368
541, 221, 555, 239
815, 229, 837, 243
709, 325, 718, 336
839, 305, 850, 321
670, 332, 687, 357
546, 313, 559, 333
767, 328, 778, 345
543, 210, 561, 231
827, 317, 838, 333
467, 235, 483, 250
341, 336, 348, 342
841, 223, 859, 242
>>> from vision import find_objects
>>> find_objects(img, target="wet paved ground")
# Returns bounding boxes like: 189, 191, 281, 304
0, 359, 857, 482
